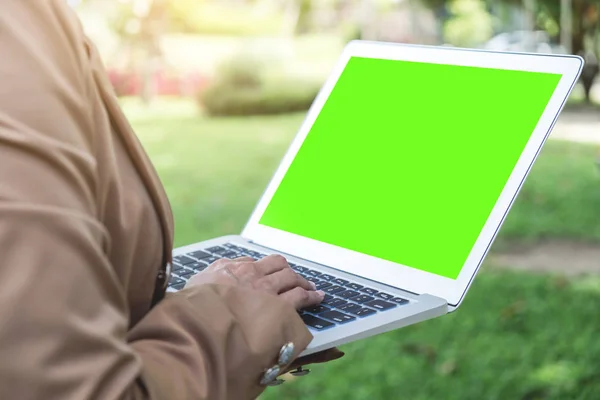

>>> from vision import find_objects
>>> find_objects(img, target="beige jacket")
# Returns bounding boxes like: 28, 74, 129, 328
0, 1, 312, 399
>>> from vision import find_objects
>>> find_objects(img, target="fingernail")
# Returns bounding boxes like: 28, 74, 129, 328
310, 282, 317, 290
317, 290, 325, 297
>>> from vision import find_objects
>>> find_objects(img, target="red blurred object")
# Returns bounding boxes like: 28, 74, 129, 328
107, 68, 209, 97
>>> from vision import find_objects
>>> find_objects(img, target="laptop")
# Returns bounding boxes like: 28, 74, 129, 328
168, 41, 583, 356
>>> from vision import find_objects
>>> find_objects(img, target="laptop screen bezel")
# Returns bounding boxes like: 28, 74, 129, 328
241, 41, 583, 307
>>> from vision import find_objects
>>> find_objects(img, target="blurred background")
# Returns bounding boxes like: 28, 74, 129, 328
70, 0, 600, 398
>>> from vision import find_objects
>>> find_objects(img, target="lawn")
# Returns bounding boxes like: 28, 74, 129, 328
126, 98, 303, 246
126, 98, 600, 399
259, 270, 600, 400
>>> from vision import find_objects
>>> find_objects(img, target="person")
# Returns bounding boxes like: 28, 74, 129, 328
0, 1, 343, 399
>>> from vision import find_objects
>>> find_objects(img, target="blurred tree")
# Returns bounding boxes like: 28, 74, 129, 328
110, 0, 167, 104
443, 0, 494, 47
421, 0, 600, 102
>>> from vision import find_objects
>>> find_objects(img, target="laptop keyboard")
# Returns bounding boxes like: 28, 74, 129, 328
169, 243, 410, 331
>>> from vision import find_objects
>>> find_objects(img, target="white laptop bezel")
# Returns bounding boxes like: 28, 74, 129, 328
242, 41, 583, 307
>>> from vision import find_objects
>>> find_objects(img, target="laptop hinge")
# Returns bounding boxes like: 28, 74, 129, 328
245, 239, 421, 297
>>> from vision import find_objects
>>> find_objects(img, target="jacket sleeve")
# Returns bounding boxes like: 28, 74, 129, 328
0, 2, 312, 400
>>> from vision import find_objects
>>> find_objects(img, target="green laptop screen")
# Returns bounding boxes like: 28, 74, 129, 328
259, 56, 561, 279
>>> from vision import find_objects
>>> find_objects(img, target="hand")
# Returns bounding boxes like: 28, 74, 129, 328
186, 255, 325, 309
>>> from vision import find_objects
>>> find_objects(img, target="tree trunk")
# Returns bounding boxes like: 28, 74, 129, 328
359, 0, 377, 40
282, 0, 301, 36
571, 3, 597, 103
140, 56, 156, 106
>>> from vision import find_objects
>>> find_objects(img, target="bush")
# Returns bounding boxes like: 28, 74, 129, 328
199, 56, 320, 117
200, 80, 319, 117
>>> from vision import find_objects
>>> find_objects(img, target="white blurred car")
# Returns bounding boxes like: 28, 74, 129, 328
483, 30, 566, 54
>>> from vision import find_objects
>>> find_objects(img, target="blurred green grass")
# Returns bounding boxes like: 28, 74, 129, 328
261, 270, 600, 400
125, 98, 600, 399
126, 97, 301, 246
499, 138, 600, 245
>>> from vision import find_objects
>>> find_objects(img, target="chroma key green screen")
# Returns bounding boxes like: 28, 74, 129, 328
259, 56, 561, 279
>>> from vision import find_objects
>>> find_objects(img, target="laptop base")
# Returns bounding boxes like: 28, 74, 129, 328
171, 235, 449, 356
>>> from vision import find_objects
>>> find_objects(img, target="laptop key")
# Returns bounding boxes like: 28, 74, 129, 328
301, 314, 335, 330
207, 246, 227, 254
332, 278, 349, 286
189, 250, 211, 260
292, 265, 309, 273
356, 308, 377, 317
178, 270, 195, 279
171, 271, 186, 279
316, 281, 333, 290
376, 292, 394, 301
360, 287, 378, 295
305, 276, 320, 284
224, 244, 243, 252
306, 270, 322, 277
221, 251, 238, 258
190, 262, 208, 272
171, 262, 185, 272
338, 303, 362, 314
205, 256, 220, 264
321, 294, 335, 304
305, 305, 330, 314
320, 274, 336, 281
364, 299, 397, 311
346, 283, 364, 291
173, 255, 195, 265
338, 290, 360, 300
392, 297, 409, 305
169, 277, 185, 286
320, 310, 356, 324
324, 285, 345, 295
326, 298, 348, 308
353, 295, 375, 304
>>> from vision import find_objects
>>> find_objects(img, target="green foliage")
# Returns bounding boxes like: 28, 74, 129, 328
199, 55, 320, 117
500, 140, 600, 243
210, 55, 267, 89
166, 0, 283, 36
443, 0, 494, 47
201, 81, 320, 117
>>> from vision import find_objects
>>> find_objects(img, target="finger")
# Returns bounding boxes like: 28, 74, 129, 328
254, 254, 289, 275
232, 256, 254, 262
268, 267, 315, 294
206, 257, 230, 270
206, 258, 249, 275
279, 287, 325, 310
